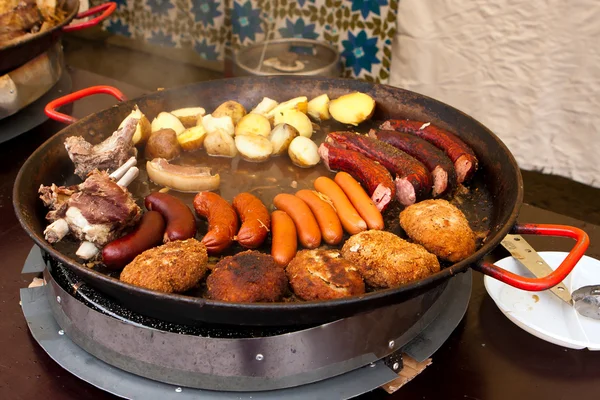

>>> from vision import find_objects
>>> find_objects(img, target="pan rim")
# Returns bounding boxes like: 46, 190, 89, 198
13, 75, 524, 314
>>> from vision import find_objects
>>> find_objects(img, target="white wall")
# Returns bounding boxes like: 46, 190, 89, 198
390, 0, 600, 187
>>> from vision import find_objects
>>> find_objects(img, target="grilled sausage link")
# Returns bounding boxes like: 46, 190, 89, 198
313, 176, 367, 235
271, 210, 297, 266
380, 119, 478, 183
232, 192, 270, 249
273, 193, 321, 249
334, 172, 384, 230
193, 192, 239, 254
318, 142, 396, 211
102, 211, 166, 270
327, 131, 431, 206
144, 192, 196, 242
369, 129, 457, 197
295, 189, 344, 245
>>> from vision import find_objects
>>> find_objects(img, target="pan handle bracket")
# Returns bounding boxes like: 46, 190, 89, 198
473, 223, 590, 291
44, 85, 127, 124
63, 2, 118, 33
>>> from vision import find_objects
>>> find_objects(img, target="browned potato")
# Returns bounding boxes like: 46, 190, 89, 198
307, 94, 331, 121
274, 109, 313, 138
118, 106, 152, 145
235, 113, 271, 137
269, 123, 298, 155
265, 96, 308, 120
170, 107, 206, 127
329, 92, 376, 126
145, 129, 182, 160
213, 101, 247, 125
288, 136, 319, 167
204, 130, 237, 158
151, 112, 186, 134
177, 125, 207, 152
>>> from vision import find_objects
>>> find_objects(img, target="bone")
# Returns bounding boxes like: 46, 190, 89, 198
117, 166, 139, 188
76, 241, 99, 260
43, 219, 69, 243
110, 157, 137, 181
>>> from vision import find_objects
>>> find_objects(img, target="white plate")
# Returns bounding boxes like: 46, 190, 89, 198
484, 251, 600, 350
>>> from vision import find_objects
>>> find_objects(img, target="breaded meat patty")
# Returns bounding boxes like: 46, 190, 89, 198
341, 231, 440, 288
399, 199, 476, 263
286, 249, 365, 301
120, 238, 208, 293
206, 250, 288, 302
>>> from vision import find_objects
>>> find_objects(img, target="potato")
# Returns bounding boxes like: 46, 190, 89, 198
234, 113, 271, 137
250, 97, 278, 115
307, 94, 331, 121
269, 123, 298, 155
329, 92, 376, 126
118, 105, 151, 145
265, 96, 308, 120
170, 107, 206, 127
288, 136, 320, 168
204, 130, 237, 158
235, 134, 273, 162
151, 112, 186, 135
145, 129, 182, 160
212, 101, 247, 125
274, 109, 313, 138
202, 114, 235, 136
177, 125, 207, 152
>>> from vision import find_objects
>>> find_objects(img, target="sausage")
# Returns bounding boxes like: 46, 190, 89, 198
369, 129, 457, 197
144, 192, 196, 242
380, 120, 478, 183
334, 172, 384, 230
318, 142, 396, 211
313, 176, 367, 234
271, 210, 297, 266
295, 189, 344, 245
102, 211, 165, 270
232, 192, 270, 249
273, 193, 321, 249
193, 192, 239, 254
327, 131, 432, 205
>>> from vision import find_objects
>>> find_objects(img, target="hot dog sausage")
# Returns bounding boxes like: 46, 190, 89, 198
232, 192, 270, 249
144, 192, 196, 242
271, 210, 297, 266
273, 193, 321, 249
102, 211, 165, 270
314, 176, 367, 235
334, 172, 384, 230
295, 189, 344, 245
193, 192, 239, 254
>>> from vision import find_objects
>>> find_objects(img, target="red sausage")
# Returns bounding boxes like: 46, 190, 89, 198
233, 192, 271, 249
144, 192, 197, 242
380, 119, 478, 183
102, 211, 165, 270
193, 192, 239, 254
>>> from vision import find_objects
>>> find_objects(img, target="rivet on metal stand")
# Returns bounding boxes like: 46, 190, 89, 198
56, 296, 61, 303
255, 354, 264, 361
58, 330, 64, 335
388, 340, 395, 349
175, 387, 182, 393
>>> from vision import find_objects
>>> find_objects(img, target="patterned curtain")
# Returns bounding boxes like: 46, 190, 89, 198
92, 0, 398, 82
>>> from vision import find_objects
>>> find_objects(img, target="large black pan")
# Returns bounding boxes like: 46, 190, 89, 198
0, 1, 116, 75
13, 76, 589, 326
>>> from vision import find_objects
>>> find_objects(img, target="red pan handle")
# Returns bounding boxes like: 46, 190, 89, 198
473, 223, 590, 291
45, 85, 127, 124
62, 2, 117, 33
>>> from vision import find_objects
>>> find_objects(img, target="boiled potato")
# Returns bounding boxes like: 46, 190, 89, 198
234, 113, 271, 137
265, 96, 308, 120
269, 123, 298, 155
235, 134, 273, 162
274, 109, 313, 138
288, 136, 319, 168
118, 105, 151, 145
177, 125, 207, 152
202, 114, 235, 136
204, 130, 237, 158
250, 97, 278, 115
212, 101, 247, 125
307, 94, 331, 121
145, 129, 182, 160
329, 92, 376, 126
170, 107, 206, 127
151, 112, 186, 135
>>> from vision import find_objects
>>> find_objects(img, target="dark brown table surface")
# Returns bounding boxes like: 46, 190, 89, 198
1, 69, 599, 400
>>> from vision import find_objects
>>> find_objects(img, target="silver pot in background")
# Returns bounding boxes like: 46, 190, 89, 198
233, 38, 341, 77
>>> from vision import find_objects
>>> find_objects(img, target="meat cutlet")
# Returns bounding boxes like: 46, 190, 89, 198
206, 250, 288, 303
120, 238, 208, 293
399, 199, 476, 263
341, 231, 440, 288
286, 249, 365, 301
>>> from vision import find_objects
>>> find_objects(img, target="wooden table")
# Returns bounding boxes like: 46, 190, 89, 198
1, 69, 599, 400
